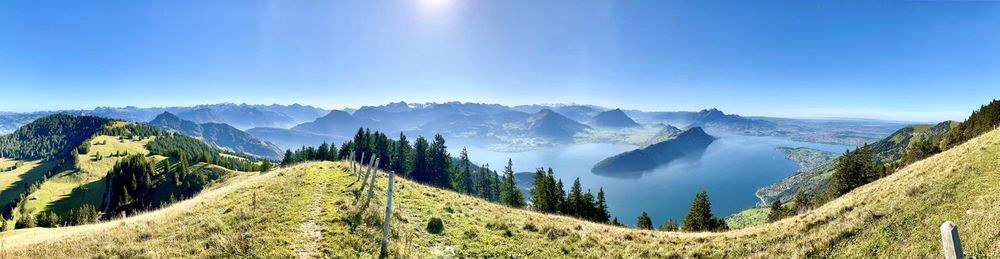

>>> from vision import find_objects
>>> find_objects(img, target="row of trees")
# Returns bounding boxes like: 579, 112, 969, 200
282, 128, 614, 223
281, 142, 339, 166
767, 190, 811, 223
281, 129, 519, 206
9, 204, 98, 229
530, 168, 610, 223
633, 191, 727, 232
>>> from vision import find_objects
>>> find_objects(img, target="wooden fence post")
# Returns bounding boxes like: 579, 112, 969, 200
357, 153, 366, 182
378, 171, 395, 258
349, 152, 355, 173
941, 221, 965, 259
361, 158, 380, 210
358, 156, 376, 200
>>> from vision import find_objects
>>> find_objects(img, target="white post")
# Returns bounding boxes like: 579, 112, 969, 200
362, 158, 381, 209
378, 171, 395, 258
357, 156, 376, 200
358, 153, 366, 182
940, 221, 965, 259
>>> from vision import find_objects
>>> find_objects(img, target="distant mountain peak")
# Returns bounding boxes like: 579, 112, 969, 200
679, 126, 711, 138
590, 108, 640, 128
153, 111, 181, 120
525, 109, 590, 142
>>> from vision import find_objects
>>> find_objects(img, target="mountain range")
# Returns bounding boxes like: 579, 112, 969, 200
148, 112, 283, 159
1, 102, 915, 154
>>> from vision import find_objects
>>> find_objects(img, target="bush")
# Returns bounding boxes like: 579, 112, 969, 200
426, 217, 444, 234
15, 214, 36, 229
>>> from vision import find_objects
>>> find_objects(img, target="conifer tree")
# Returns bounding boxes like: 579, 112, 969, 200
317, 142, 330, 161
530, 168, 556, 212
499, 159, 525, 208
595, 188, 610, 223
412, 137, 430, 183
683, 191, 723, 232
828, 145, 877, 199
659, 219, 679, 231
636, 211, 653, 230
391, 132, 411, 175
281, 150, 294, 166
453, 148, 473, 194
767, 200, 790, 222
793, 190, 810, 214
427, 134, 452, 188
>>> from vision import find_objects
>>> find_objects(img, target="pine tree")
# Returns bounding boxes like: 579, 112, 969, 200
550, 169, 564, 214
683, 191, 722, 232
530, 168, 555, 212
658, 219, 679, 231
827, 145, 877, 199
412, 137, 430, 183
453, 148, 473, 194
281, 150, 294, 166
427, 135, 452, 188
317, 142, 330, 161
581, 190, 596, 220
260, 160, 273, 172
767, 200, 790, 222
793, 189, 810, 214
391, 132, 411, 175
566, 178, 584, 217
595, 188, 610, 223
499, 159, 525, 208
636, 211, 653, 230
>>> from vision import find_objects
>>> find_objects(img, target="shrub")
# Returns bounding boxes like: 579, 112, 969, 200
426, 217, 444, 234
15, 214, 36, 229
523, 222, 538, 232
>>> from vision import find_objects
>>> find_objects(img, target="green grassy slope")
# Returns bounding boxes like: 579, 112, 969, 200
6, 128, 1000, 258
757, 120, 956, 204
19, 135, 167, 219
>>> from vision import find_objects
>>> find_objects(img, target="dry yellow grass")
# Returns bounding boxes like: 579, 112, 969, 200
4, 128, 1000, 258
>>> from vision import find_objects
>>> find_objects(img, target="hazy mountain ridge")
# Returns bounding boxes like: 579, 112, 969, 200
0, 103, 331, 134
592, 127, 715, 174
149, 112, 283, 159
3, 102, 914, 152
246, 127, 346, 151
590, 108, 640, 128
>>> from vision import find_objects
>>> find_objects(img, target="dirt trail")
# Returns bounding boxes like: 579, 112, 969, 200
0, 171, 277, 248
296, 174, 329, 258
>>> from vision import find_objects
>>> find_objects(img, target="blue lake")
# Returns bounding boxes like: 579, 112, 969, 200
450, 131, 849, 227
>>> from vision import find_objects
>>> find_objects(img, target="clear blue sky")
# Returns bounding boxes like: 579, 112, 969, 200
1, 0, 998, 121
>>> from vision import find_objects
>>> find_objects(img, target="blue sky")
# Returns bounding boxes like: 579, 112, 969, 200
1, 0, 998, 121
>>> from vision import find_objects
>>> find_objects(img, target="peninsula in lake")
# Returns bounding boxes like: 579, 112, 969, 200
592, 127, 716, 173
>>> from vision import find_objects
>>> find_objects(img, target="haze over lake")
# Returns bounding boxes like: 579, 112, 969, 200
452, 131, 849, 226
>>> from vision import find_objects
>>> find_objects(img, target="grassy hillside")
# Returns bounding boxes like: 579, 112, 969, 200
0, 159, 56, 211
757, 121, 956, 204
5, 128, 1000, 257
19, 135, 164, 220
